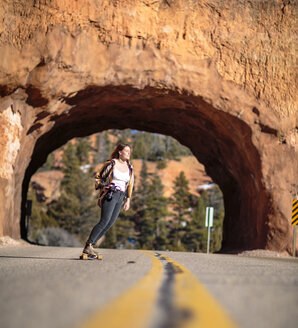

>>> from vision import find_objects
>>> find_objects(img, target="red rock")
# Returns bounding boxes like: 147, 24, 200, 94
0, 1, 296, 253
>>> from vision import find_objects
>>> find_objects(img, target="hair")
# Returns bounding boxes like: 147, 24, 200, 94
110, 143, 131, 160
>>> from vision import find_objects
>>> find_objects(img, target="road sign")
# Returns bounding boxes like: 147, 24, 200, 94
292, 199, 298, 225
205, 207, 214, 227
292, 199, 298, 257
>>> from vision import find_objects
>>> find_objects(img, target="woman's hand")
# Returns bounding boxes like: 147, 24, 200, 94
123, 198, 130, 211
104, 183, 114, 191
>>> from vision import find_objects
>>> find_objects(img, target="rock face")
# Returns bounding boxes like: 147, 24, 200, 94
0, 0, 297, 252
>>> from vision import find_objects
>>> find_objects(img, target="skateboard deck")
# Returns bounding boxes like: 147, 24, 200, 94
79, 253, 103, 260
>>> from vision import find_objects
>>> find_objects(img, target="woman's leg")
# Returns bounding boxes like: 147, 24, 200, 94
87, 192, 124, 245
87, 196, 118, 245
96, 192, 125, 240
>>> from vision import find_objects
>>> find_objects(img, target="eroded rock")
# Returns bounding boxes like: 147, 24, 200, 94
0, 0, 297, 253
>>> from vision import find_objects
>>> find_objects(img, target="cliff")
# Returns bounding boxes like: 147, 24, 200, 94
0, 0, 297, 253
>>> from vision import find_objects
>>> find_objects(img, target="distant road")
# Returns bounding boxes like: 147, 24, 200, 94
0, 246, 297, 328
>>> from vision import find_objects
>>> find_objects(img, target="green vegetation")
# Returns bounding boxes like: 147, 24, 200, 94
98, 129, 192, 164
28, 141, 98, 245
28, 130, 224, 252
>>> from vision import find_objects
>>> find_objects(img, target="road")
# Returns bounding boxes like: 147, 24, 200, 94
0, 246, 297, 328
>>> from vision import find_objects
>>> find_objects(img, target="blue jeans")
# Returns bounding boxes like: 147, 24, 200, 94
87, 190, 125, 245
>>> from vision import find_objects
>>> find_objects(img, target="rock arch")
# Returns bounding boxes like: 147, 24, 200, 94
0, 0, 296, 252
22, 85, 270, 251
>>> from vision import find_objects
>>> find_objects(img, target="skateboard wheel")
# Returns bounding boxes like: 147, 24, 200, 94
80, 254, 88, 260
97, 255, 103, 260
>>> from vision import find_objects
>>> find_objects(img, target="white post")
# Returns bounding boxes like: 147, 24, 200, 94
205, 207, 214, 254
207, 225, 211, 254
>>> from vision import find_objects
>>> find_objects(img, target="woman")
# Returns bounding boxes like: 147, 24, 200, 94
82, 143, 134, 259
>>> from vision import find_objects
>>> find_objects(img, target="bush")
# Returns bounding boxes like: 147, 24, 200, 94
156, 159, 167, 170
35, 227, 82, 247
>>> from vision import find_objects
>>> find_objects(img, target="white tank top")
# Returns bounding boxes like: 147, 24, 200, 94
111, 167, 130, 192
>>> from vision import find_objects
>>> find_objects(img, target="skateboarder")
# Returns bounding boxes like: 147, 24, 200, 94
80, 143, 134, 259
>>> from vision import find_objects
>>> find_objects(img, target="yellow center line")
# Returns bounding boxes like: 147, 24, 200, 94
77, 250, 163, 328
77, 251, 238, 328
159, 254, 238, 328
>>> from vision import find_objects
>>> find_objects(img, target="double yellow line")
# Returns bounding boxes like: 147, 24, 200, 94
160, 254, 237, 328
78, 251, 237, 328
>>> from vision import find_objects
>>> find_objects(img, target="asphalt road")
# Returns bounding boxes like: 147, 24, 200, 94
0, 246, 297, 328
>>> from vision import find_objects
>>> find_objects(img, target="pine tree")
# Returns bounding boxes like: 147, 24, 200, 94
123, 159, 149, 249
27, 186, 58, 242
110, 218, 135, 249
170, 171, 192, 250
136, 160, 149, 209
47, 143, 98, 242
182, 187, 224, 253
133, 132, 148, 159
182, 191, 208, 252
94, 132, 112, 164
192, 190, 208, 225
172, 172, 191, 216
165, 138, 180, 160
100, 223, 117, 248
76, 137, 92, 166
43, 153, 55, 171
208, 185, 224, 252
151, 134, 165, 159
138, 172, 169, 250
117, 129, 130, 145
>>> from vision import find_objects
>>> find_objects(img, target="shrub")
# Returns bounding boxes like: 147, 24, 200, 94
35, 227, 82, 247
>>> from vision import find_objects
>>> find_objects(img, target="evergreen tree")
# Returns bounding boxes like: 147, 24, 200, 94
170, 171, 192, 250
27, 186, 58, 242
182, 187, 224, 253
117, 129, 130, 145
208, 185, 224, 252
151, 134, 165, 159
182, 191, 208, 252
47, 143, 98, 242
131, 130, 191, 162
136, 160, 150, 209
171, 172, 191, 217
43, 153, 55, 171
60, 143, 81, 192
76, 137, 92, 166
165, 138, 180, 160
133, 132, 149, 159
138, 172, 169, 250
101, 224, 117, 248
101, 216, 136, 250
113, 218, 136, 249
124, 160, 149, 248
192, 190, 208, 224
95, 132, 111, 164
156, 159, 167, 170
95, 133, 104, 164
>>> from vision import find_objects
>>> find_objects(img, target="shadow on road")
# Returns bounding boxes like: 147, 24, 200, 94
0, 255, 80, 261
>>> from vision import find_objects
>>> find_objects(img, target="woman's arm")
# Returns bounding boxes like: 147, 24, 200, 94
123, 165, 134, 211
95, 160, 114, 190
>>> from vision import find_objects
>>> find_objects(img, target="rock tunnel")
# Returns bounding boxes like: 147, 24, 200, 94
0, 0, 297, 253
21, 84, 271, 251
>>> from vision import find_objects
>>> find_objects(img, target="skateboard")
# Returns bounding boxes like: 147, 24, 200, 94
79, 253, 103, 260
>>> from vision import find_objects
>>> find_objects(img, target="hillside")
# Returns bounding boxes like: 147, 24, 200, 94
31, 156, 213, 203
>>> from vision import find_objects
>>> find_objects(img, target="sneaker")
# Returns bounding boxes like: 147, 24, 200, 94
83, 243, 98, 257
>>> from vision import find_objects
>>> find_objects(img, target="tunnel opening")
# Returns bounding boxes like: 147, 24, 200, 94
25, 129, 225, 252
21, 85, 268, 252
